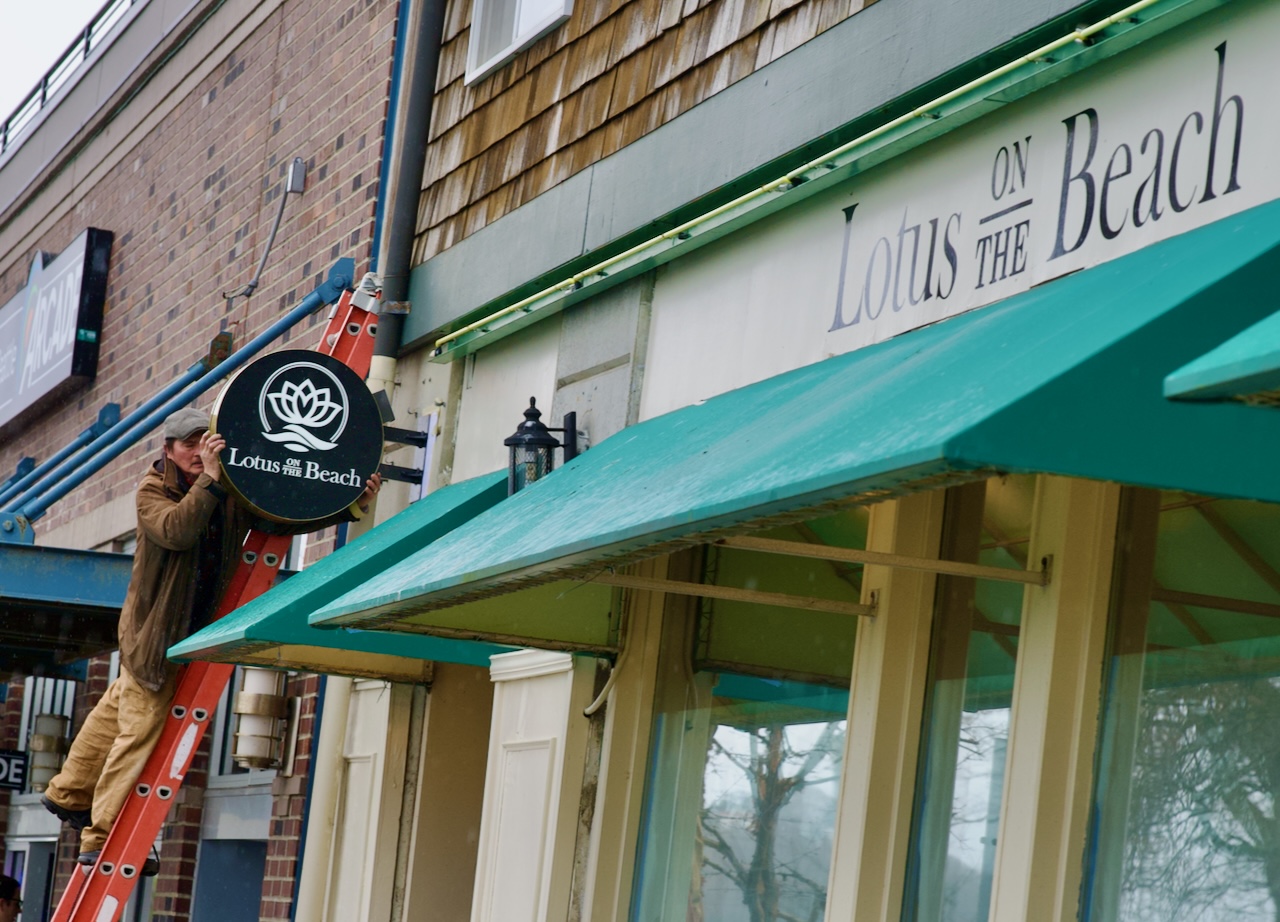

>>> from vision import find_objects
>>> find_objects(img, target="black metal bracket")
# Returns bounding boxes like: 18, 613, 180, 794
383, 426, 428, 448
372, 389, 396, 424
378, 462, 424, 485
551, 411, 580, 463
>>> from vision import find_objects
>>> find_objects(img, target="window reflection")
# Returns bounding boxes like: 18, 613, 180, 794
904, 476, 1034, 922
698, 507, 869, 683
634, 674, 847, 922
1086, 491, 1280, 922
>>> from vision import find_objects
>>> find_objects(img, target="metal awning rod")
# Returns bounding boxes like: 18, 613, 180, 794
593, 571, 878, 618
0, 403, 120, 509
13, 260, 354, 523
717, 535, 1051, 586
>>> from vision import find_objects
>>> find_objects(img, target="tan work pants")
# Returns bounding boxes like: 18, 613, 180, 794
44, 670, 177, 853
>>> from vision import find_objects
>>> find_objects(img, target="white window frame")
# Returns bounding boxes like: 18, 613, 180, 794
465, 0, 573, 85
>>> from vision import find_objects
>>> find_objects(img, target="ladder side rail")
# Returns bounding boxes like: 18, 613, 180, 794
52, 532, 292, 922
53, 272, 379, 922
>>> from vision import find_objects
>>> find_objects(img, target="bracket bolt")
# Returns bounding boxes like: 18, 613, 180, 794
1, 520, 12, 532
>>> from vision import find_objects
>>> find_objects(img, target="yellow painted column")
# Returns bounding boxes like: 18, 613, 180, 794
987, 476, 1121, 922
825, 489, 946, 922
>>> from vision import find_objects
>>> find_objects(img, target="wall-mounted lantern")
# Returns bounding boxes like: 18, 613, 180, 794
503, 398, 581, 495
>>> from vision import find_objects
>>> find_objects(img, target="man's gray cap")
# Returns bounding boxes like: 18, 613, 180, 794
164, 407, 210, 440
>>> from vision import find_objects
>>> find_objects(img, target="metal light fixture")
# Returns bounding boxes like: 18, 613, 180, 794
232, 668, 292, 770
503, 398, 579, 494
27, 713, 70, 792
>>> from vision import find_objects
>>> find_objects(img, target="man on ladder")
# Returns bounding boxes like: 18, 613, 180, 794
39, 406, 380, 873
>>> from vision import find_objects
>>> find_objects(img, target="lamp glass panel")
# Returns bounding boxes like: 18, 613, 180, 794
508, 444, 553, 492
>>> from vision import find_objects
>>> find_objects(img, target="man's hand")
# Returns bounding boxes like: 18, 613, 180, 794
356, 472, 382, 513
199, 432, 226, 482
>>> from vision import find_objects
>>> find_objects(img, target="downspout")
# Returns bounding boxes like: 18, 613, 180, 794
371, 4, 451, 919
294, 1, 447, 920
370, 4, 450, 920
367, 0, 447, 402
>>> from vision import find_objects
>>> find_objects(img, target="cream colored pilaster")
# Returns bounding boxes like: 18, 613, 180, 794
583, 554, 676, 922
987, 476, 1121, 922
469, 648, 597, 922
825, 489, 946, 922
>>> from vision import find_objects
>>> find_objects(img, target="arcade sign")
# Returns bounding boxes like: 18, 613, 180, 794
211, 350, 383, 523
0, 228, 113, 437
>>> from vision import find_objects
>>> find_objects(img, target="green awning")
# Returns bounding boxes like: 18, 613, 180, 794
310, 198, 1280, 642
1163, 308, 1280, 403
169, 471, 515, 680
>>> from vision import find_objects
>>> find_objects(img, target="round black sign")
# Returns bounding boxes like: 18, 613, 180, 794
211, 350, 383, 523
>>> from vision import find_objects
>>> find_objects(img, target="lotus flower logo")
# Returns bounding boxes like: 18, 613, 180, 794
258, 362, 349, 452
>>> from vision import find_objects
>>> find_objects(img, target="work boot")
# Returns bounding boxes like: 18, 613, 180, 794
77, 850, 160, 878
40, 795, 91, 831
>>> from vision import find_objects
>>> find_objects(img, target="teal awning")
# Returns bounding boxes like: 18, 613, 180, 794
1164, 308, 1280, 403
0, 543, 133, 680
170, 472, 514, 679
311, 198, 1280, 640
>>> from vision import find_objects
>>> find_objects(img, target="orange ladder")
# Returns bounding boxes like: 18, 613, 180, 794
52, 291, 378, 922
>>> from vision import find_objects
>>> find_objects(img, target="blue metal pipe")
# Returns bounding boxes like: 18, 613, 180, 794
16, 259, 354, 522
3, 362, 209, 512
0, 404, 120, 508
0, 458, 36, 495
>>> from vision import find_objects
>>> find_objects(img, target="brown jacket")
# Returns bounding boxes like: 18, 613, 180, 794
118, 458, 256, 690
119, 457, 360, 690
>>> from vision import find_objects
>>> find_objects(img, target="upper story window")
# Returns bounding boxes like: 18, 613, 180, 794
465, 0, 572, 84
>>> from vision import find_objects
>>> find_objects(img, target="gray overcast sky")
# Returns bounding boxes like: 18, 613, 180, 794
0, 0, 120, 123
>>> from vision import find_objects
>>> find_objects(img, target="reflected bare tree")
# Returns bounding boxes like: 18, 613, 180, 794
692, 721, 843, 922
1117, 674, 1280, 921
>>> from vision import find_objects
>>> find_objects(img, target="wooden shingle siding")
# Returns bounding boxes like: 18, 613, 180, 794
415, 0, 870, 265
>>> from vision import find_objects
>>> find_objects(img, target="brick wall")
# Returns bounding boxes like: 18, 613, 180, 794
0, 0, 399, 546
261, 673, 320, 922
0, 0, 400, 917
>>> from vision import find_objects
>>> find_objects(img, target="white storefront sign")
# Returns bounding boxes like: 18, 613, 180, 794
642, 2, 1279, 418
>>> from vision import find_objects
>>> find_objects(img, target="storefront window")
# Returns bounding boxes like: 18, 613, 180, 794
903, 475, 1035, 922
633, 673, 847, 922
632, 506, 868, 921
697, 508, 869, 682
1084, 491, 1280, 922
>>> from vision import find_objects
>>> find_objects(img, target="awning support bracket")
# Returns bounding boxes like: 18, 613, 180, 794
592, 571, 877, 618
716, 536, 1051, 587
